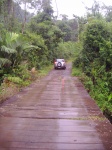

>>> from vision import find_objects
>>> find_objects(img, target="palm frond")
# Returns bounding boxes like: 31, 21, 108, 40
0, 58, 12, 67
1, 45, 17, 54
5, 32, 19, 45
22, 44, 40, 51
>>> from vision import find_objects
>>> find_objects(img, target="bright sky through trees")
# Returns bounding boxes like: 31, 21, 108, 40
52, 0, 112, 18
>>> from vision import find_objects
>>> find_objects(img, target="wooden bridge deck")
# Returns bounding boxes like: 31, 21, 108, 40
0, 63, 112, 150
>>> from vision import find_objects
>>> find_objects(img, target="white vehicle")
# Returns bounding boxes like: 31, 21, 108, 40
54, 59, 66, 69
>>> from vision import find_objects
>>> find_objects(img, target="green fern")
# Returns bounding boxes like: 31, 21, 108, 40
1, 45, 16, 54
0, 58, 12, 67
7, 77, 23, 84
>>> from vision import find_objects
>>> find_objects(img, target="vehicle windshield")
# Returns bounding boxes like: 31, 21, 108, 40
56, 59, 65, 62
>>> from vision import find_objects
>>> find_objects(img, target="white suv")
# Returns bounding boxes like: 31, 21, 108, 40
54, 59, 66, 69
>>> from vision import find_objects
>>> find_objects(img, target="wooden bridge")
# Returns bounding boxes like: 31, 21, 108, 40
0, 63, 112, 150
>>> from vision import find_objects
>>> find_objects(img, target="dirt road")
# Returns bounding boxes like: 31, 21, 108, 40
0, 63, 112, 150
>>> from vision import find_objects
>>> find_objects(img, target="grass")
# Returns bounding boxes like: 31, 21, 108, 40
71, 66, 83, 77
38, 65, 53, 78
0, 82, 19, 103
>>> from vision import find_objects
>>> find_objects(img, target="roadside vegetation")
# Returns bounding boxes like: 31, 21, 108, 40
0, 0, 76, 103
72, 1, 112, 121
0, 0, 112, 121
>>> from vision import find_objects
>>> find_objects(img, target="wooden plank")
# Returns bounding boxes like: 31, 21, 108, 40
0, 142, 105, 150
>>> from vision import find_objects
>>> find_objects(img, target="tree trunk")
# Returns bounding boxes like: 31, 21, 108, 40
7, 0, 13, 16
22, 2, 27, 34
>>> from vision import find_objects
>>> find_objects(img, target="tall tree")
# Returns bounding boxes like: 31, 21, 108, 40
28, 0, 63, 60
40, 0, 54, 21
0, 0, 13, 30
14, 0, 41, 33
84, 0, 103, 18
103, 5, 112, 22
56, 20, 72, 42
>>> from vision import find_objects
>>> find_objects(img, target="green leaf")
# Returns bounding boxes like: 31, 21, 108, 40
1, 45, 16, 54
108, 93, 112, 101
0, 58, 12, 67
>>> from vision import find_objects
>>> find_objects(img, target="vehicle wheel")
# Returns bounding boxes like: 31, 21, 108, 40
57, 62, 62, 67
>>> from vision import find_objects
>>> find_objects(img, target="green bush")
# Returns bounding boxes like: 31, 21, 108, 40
73, 19, 112, 119
12, 64, 30, 80
72, 67, 82, 77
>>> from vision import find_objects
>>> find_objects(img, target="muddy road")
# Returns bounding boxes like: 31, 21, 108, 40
0, 63, 112, 150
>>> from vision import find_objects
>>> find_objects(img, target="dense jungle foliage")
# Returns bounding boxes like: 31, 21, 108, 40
74, 19, 112, 120
0, 0, 77, 101
0, 0, 112, 120
73, 1, 112, 121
